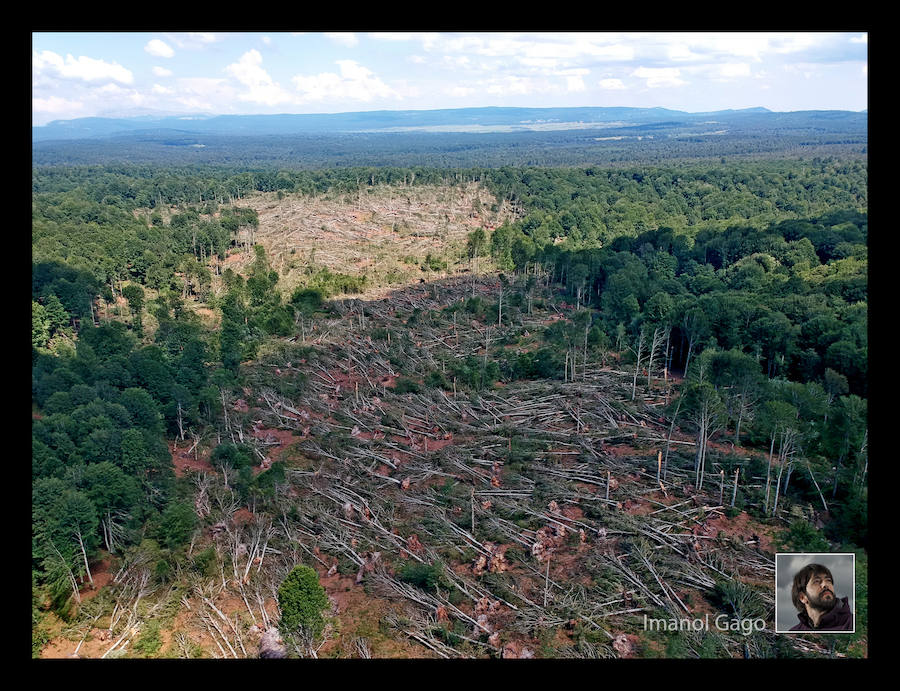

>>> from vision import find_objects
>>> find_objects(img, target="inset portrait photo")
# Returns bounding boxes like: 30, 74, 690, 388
775, 553, 855, 633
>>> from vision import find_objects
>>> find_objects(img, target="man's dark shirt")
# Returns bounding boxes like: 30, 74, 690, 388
789, 596, 854, 631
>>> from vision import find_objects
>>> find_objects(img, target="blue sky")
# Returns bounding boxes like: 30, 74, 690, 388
32, 32, 868, 126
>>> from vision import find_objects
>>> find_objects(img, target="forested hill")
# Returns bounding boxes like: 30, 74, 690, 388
32, 106, 867, 168
33, 106, 866, 140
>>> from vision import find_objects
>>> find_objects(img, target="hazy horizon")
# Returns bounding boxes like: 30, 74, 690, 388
32, 32, 868, 126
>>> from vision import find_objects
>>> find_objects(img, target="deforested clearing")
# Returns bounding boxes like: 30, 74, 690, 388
231, 183, 517, 298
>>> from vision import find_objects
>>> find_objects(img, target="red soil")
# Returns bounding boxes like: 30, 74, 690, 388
232, 508, 255, 526
79, 557, 113, 601
249, 424, 298, 467
561, 506, 585, 521
622, 499, 656, 516
425, 437, 454, 452
315, 564, 436, 658
704, 510, 777, 554
604, 444, 643, 458
169, 440, 214, 478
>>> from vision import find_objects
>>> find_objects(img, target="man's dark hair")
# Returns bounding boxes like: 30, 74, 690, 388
791, 563, 833, 611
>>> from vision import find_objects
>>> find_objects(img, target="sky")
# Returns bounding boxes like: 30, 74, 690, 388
32, 32, 868, 127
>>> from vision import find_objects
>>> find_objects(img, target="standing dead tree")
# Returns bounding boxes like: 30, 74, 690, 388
770, 426, 800, 517
646, 326, 669, 391
630, 327, 647, 402
683, 359, 727, 492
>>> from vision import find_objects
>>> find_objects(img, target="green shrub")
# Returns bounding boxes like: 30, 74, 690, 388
424, 370, 450, 390
32, 577, 50, 658
776, 518, 831, 552
154, 558, 173, 583
156, 502, 197, 549
211, 442, 257, 470
421, 254, 447, 271
393, 377, 421, 394
380, 412, 401, 429
397, 562, 447, 592
278, 565, 330, 639
302, 268, 367, 297
464, 296, 486, 317
337, 557, 357, 576
132, 620, 163, 657
711, 579, 764, 619
192, 546, 218, 576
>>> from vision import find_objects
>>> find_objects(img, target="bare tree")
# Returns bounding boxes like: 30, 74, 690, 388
771, 425, 800, 516
685, 357, 726, 491
646, 326, 669, 390
630, 326, 647, 401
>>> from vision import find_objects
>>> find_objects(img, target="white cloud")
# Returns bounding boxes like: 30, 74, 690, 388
529, 36, 633, 62
566, 74, 586, 92
178, 77, 231, 96
413, 34, 634, 66
367, 32, 443, 52
465, 36, 529, 58
369, 33, 641, 99
292, 71, 342, 100
851, 34, 867, 44
144, 39, 174, 58
631, 66, 686, 88
261, 36, 272, 46
93, 82, 146, 106
367, 32, 414, 41
225, 50, 294, 106
187, 32, 216, 44
153, 66, 173, 77
448, 85, 474, 98
716, 63, 752, 79
152, 84, 175, 95
484, 75, 533, 97
175, 95, 217, 111
768, 34, 817, 54
441, 55, 471, 69
598, 78, 626, 90
292, 60, 398, 102
325, 32, 359, 47
667, 43, 702, 62
33, 95, 85, 115
649, 33, 822, 65
97, 82, 128, 94
783, 63, 816, 80
165, 33, 220, 50
165, 77, 234, 112
369, 32, 439, 43
518, 55, 564, 71
173, 77, 236, 109
552, 68, 589, 92
33, 50, 133, 84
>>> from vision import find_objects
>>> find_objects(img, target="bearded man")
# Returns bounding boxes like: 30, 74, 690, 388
789, 563, 854, 631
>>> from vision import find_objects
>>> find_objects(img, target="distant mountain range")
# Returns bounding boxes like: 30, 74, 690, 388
32, 106, 866, 142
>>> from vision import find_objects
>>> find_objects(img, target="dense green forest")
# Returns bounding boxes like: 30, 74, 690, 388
32, 154, 867, 658
32, 110, 867, 168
